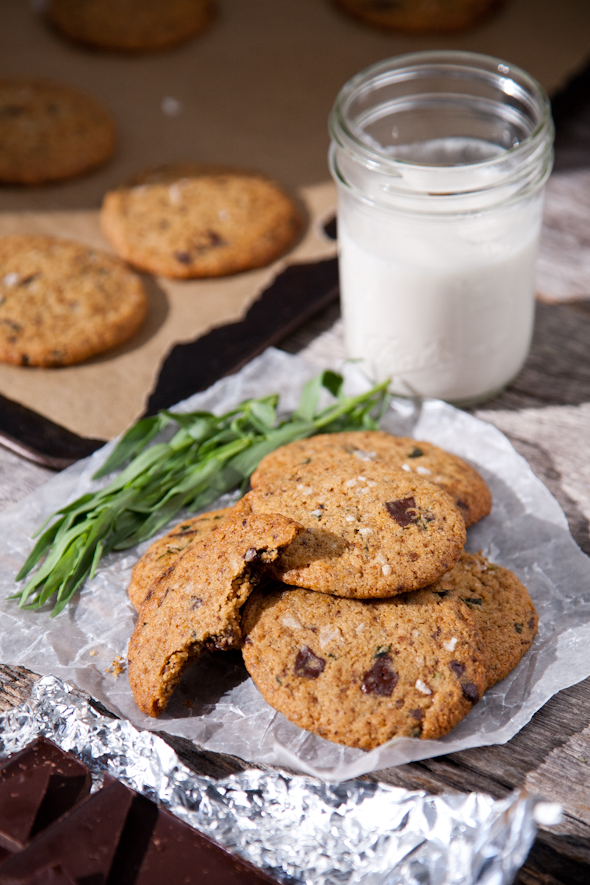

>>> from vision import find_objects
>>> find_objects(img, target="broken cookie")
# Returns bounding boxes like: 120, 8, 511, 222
127, 512, 304, 717
128, 507, 232, 610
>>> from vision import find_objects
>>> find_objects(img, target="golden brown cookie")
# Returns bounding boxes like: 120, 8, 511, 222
236, 459, 466, 598
242, 583, 489, 749
127, 511, 304, 717
48, 0, 213, 52
432, 551, 538, 687
251, 431, 491, 528
128, 507, 232, 610
0, 79, 115, 185
100, 164, 303, 279
0, 236, 147, 367
332, 0, 501, 33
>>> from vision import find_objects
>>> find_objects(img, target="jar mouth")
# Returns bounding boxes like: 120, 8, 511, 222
329, 50, 554, 203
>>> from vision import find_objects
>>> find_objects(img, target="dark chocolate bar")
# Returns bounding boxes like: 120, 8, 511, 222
0, 765, 53, 853
0, 740, 279, 885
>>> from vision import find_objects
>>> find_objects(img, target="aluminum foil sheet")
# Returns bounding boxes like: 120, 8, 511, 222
0, 676, 560, 885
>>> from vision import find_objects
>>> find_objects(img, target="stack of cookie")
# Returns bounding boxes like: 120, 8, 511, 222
126, 430, 538, 751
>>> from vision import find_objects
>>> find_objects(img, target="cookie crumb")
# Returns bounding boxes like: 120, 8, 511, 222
107, 655, 126, 678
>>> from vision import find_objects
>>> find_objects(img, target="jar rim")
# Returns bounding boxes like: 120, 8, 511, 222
329, 50, 553, 178
328, 141, 553, 218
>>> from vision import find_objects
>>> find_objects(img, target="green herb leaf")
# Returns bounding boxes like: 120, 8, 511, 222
321, 370, 344, 400
93, 413, 170, 478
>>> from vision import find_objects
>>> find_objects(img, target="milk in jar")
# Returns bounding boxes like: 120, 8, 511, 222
329, 53, 554, 404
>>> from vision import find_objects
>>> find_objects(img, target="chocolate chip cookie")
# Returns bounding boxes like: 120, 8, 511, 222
128, 512, 304, 717
433, 551, 538, 687
128, 507, 232, 610
251, 430, 491, 528
101, 164, 303, 278
236, 459, 466, 598
0, 79, 115, 185
242, 583, 489, 749
0, 236, 147, 367
48, 0, 213, 52
332, 0, 501, 33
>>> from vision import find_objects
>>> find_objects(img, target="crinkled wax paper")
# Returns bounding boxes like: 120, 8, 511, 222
0, 676, 557, 885
0, 348, 589, 780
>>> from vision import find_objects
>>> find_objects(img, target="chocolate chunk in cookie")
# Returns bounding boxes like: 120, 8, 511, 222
237, 459, 466, 598
241, 583, 489, 749
127, 512, 304, 717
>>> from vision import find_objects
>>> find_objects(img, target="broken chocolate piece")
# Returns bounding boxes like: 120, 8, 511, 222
385, 497, 417, 527
294, 646, 325, 679
361, 656, 398, 696
0, 767, 52, 853
134, 805, 277, 884
0, 780, 133, 883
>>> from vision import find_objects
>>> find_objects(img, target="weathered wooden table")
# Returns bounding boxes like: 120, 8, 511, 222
1, 66, 590, 885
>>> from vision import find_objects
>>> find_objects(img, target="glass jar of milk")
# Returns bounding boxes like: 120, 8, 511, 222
329, 51, 554, 405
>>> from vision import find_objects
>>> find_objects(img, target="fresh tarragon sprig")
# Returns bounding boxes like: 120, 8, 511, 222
13, 370, 390, 616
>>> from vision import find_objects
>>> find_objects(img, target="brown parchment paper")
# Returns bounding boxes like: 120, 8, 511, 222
0, 183, 337, 439
0, 0, 588, 439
